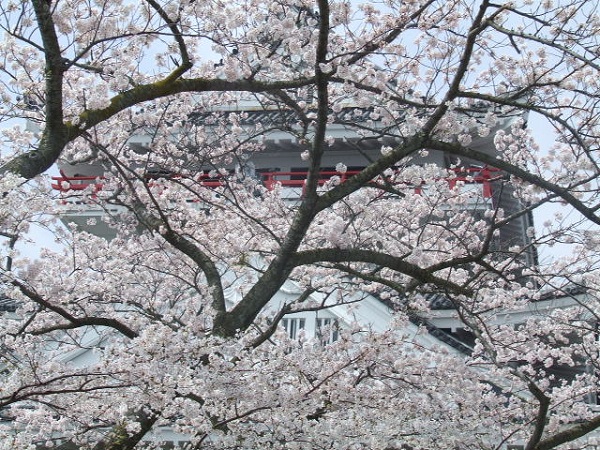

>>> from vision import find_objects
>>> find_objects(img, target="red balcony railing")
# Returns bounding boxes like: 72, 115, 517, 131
51, 172, 225, 192
260, 170, 360, 190
51, 175, 104, 192
52, 167, 499, 199
259, 167, 498, 198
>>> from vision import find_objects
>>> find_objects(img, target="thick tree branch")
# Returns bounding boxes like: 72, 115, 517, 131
525, 382, 550, 450
212, 0, 332, 337
209, 1, 493, 334
92, 411, 159, 450
160, 229, 227, 314
89, 143, 228, 315
10, 279, 138, 339
0, 75, 316, 180
291, 248, 473, 297
427, 139, 600, 226
1, 0, 70, 178
534, 414, 600, 450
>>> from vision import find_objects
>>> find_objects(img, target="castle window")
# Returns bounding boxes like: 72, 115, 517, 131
282, 318, 305, 339
316, 318, 339, 345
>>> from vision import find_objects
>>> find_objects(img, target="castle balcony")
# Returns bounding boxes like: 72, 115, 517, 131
51, 166, 499, 233
51, 103, 513, 238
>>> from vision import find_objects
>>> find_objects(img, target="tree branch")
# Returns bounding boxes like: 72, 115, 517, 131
211, 0, 333, 337
534, 414, 600, 450
525, 381, 550, 450
1, 0, 69, 178
143, 0, 192, 78
10, 279, 138, 339
292, 248, 472, 296
427, 139, 600, 226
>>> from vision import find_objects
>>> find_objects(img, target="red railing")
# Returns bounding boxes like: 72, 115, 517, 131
260, 167, 498, 198
51, 175, 104, 192
51, 172, 225, 192
260, 170, 360, 190
52, 167, 500, 198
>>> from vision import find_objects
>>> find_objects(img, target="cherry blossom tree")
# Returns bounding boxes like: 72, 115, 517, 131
1, 0, 600, 449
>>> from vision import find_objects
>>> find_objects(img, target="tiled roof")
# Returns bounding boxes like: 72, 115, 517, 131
408, 313, 474, 355
0, 296, 17, 313
427, 293, 455, 310
427, 285, 589, 310
189, 107, 381, 127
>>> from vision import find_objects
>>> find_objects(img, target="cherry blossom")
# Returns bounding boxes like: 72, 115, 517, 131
0, 1, 600, 449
